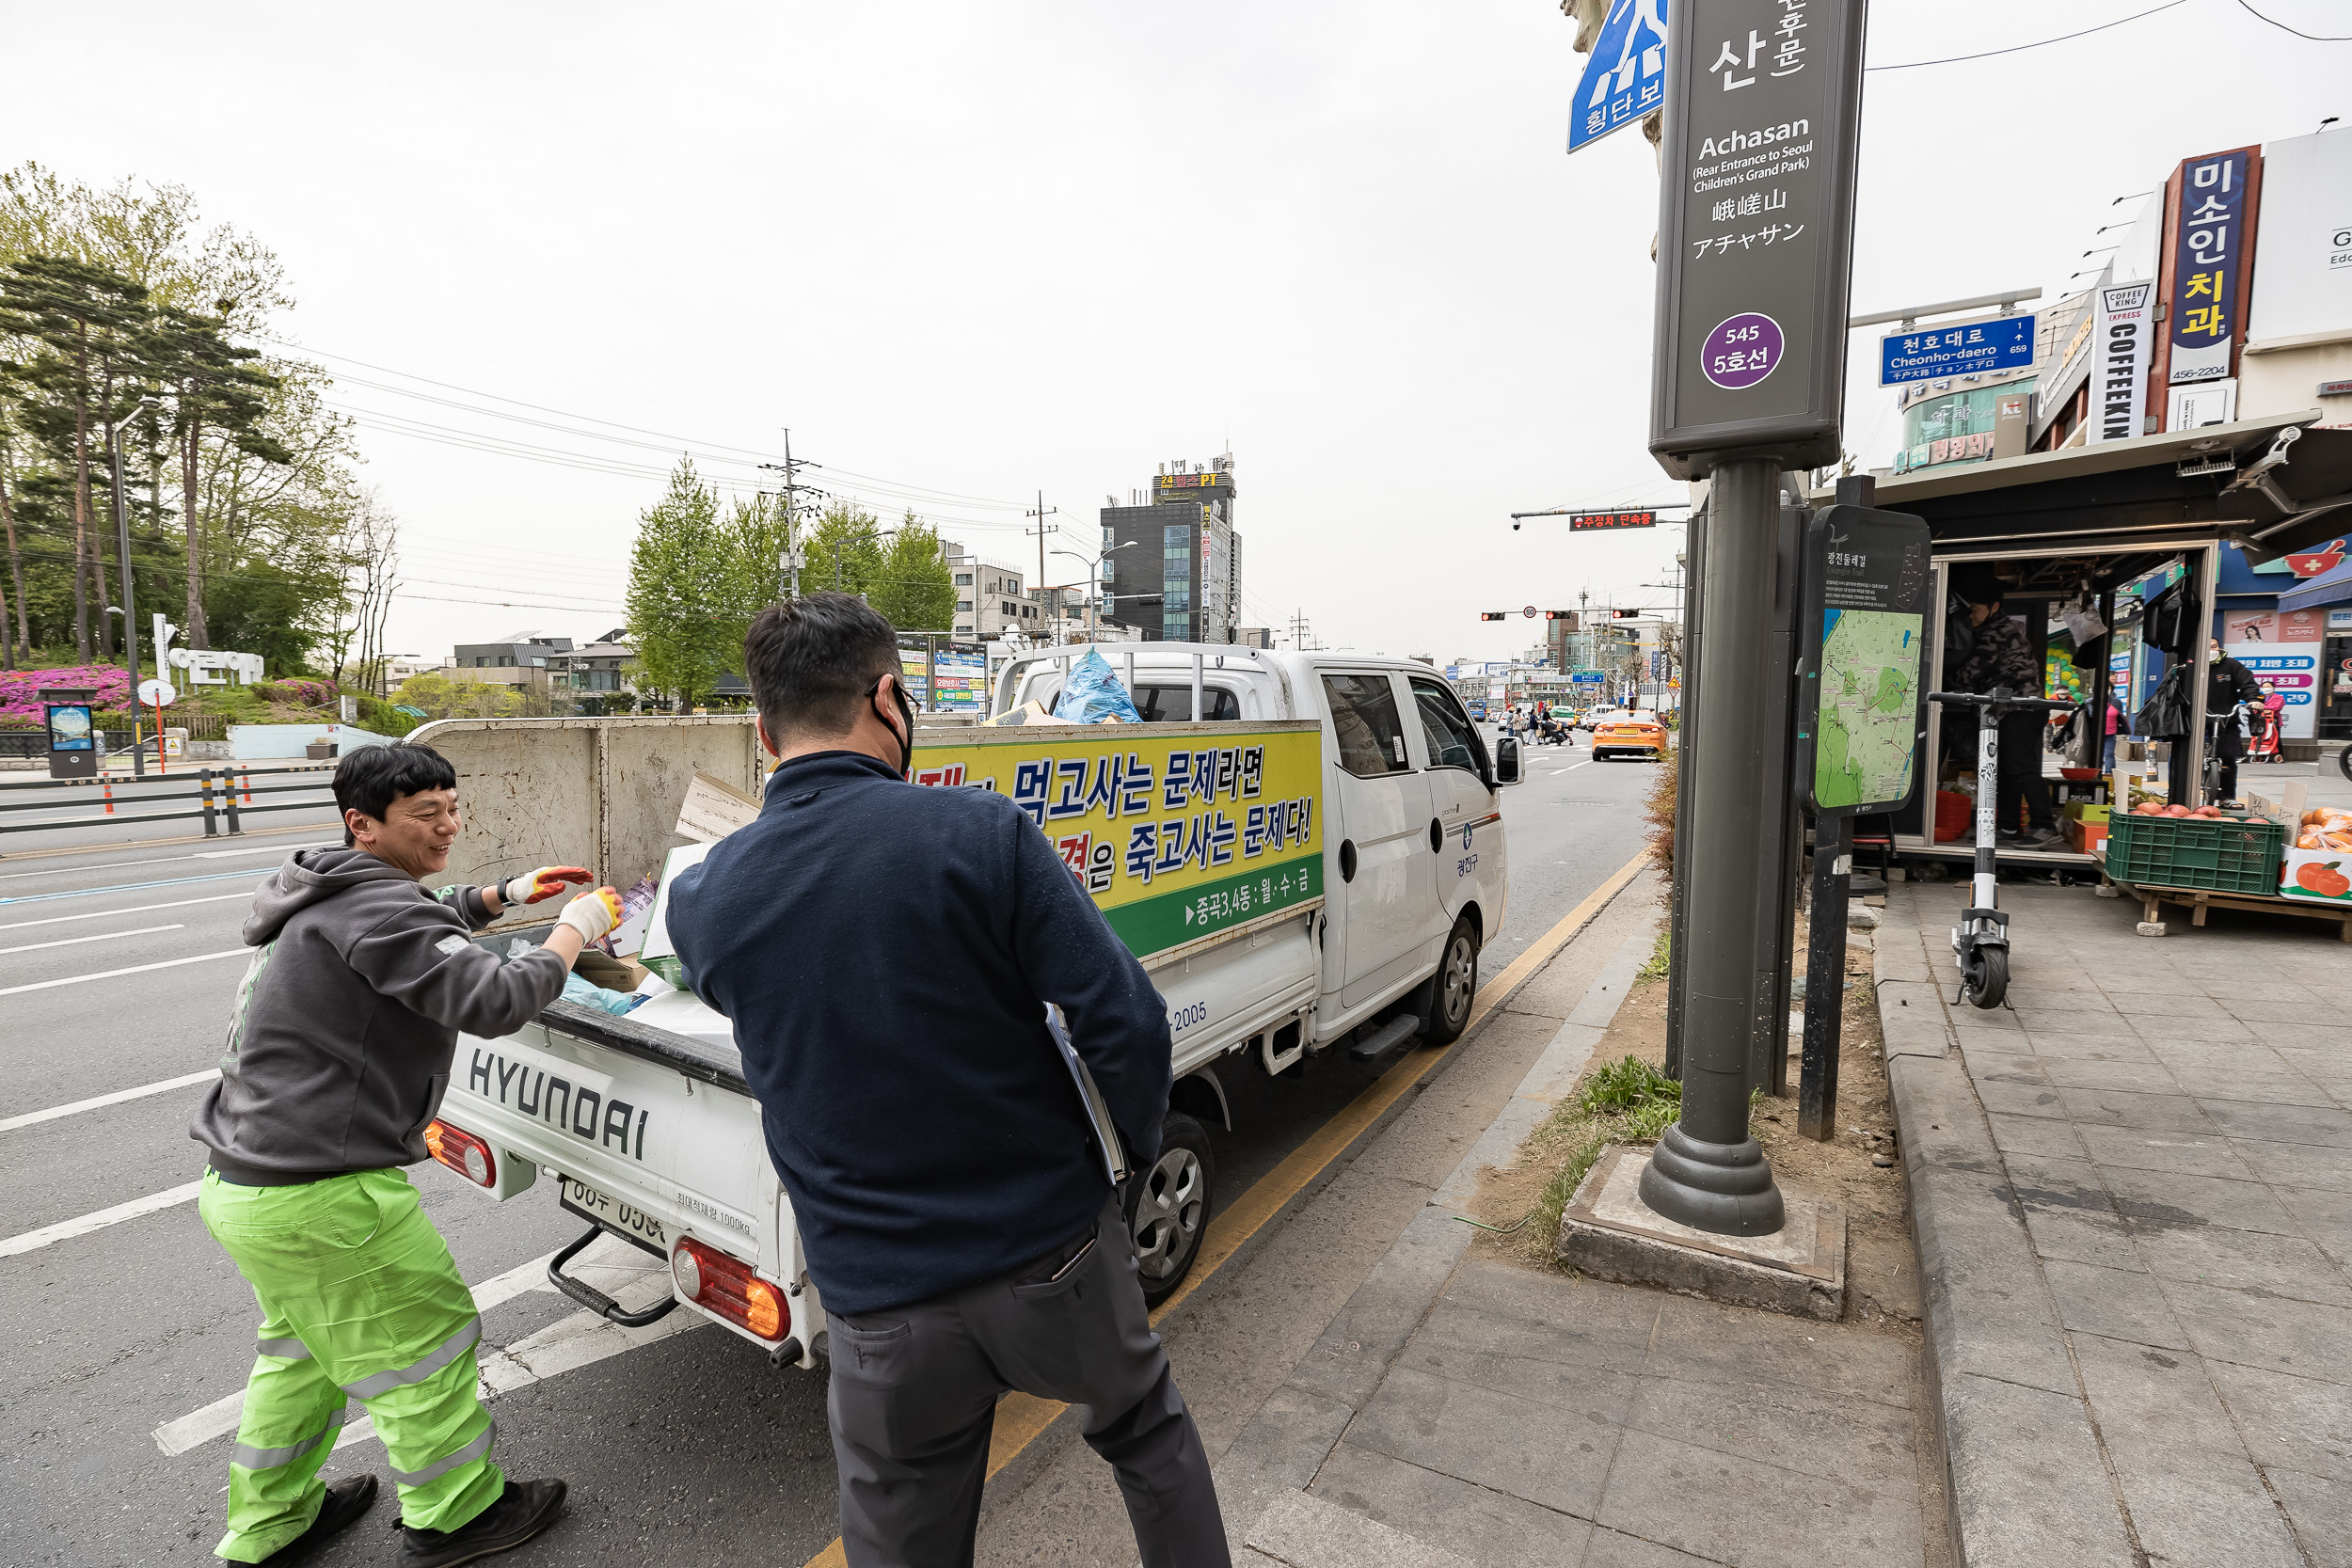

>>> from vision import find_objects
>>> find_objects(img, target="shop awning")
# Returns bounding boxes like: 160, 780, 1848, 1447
2280, 556, 2352, 613
1809, 410, 2352, 563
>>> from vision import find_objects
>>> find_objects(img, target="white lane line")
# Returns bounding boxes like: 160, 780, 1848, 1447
153, 1236, 698, 1458
0, 1068, 219, 1132
0, 840, 325, 886
0, 869, 273, 908
0, 1180, 203, 1259
0, 891, 255, 934
0, 923, 184, 958
1565, 761, 1592, 770
0, 947, 247, 998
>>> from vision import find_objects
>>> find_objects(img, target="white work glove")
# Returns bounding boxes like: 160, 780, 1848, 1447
501, 865, 594, 907
554, 886, 624, 945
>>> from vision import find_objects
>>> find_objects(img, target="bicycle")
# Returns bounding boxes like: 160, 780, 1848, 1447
2338, 739, 2351, 784
2201, 702, 2259, 806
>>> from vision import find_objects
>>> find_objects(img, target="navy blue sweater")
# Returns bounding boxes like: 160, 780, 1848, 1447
665, 751, 1171, 1315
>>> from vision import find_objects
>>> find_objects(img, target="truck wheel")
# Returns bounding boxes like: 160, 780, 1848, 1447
1124, 1112, 1214, 1307
1418, 914, 1481, 1046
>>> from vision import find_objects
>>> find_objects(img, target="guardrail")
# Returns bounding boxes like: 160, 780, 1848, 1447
0, 763, 339, 847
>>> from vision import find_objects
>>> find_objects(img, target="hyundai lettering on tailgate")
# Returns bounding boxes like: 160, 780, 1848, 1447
466, 1044, 650, 1161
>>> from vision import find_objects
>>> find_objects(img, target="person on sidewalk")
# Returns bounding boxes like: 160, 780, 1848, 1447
666, 593, 1229, 1568
189, 743, 621, 1567
2201, 640, 2265, 804
1947, 573, 2063, 848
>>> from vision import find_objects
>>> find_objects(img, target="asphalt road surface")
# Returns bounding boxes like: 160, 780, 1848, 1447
0, 738, 1661, 1568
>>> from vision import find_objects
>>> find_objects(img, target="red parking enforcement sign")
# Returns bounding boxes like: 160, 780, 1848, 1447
1523, 606, 1537, 619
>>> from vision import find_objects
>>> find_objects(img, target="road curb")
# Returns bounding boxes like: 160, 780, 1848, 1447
1874, 894, 2139, 1568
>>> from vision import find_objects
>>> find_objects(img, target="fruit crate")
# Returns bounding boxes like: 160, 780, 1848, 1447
2106, 814, 2285, 895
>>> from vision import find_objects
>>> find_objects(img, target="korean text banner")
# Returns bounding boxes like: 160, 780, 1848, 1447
1569, 0, 1669, 153
911, 723, 1323, 959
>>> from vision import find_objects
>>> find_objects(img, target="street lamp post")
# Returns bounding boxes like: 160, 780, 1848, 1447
1052, 543, 1135, 642
109, 396, 161, 778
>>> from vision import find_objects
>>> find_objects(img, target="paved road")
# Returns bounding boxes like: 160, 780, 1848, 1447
0, 741, 1659, 1568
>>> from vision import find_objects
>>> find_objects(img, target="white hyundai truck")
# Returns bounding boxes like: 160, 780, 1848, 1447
418, 645, 1518, 1369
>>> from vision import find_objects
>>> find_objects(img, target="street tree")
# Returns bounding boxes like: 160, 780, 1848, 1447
867, 512, 956, 632
147, 303, 290, 648
626, 460, 732, 710
802, 500, 887, 599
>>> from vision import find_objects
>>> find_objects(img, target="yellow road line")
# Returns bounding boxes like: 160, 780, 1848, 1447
797, 848, 1649, 1566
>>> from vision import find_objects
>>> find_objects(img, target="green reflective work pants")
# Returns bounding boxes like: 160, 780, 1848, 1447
199, 1166, 504, 1562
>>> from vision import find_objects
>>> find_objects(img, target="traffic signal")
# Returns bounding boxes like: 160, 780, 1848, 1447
1479, 611, 1507, 621
1541, 610, 1574, 620
1612, 608, 1639, 619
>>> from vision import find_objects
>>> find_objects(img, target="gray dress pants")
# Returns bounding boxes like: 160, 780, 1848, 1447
826, 1196, 1230, 1568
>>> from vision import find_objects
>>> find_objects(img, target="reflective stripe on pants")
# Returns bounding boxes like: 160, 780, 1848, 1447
199, 1167, 505, 1562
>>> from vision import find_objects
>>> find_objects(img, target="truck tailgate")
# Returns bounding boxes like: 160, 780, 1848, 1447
447, 1001, 782, 1275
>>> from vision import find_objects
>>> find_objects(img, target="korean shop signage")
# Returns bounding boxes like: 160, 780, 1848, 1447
2089, 282, 2154, 444
2168, 147, 2258, 386
1650, 0, 1867, 480
909, 722, 1324, 960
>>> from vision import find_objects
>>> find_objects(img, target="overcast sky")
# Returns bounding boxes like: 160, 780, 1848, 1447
4, 0, 2344, 669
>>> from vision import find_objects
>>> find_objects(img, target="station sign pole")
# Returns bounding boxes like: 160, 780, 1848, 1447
1644, 0, 1867, 1236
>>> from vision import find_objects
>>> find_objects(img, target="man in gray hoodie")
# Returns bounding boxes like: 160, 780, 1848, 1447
190, 742, 621, 1567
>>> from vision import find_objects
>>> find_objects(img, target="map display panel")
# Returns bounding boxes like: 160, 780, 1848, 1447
1796, 504, 1932, 816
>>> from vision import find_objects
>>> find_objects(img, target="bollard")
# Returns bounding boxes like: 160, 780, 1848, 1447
200, 768, 218, 837
241, 768, 255, 806
225, 772, 243, 836
102, 780, 115, 816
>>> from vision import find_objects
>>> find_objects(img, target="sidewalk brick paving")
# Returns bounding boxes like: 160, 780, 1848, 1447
1877, 878, 2350, 1568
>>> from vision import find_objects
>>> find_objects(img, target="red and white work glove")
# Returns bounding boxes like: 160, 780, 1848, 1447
554, 886, 625, 945
501, 865, 594, 908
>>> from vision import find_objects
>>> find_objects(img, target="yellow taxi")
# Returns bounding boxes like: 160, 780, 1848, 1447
1592, 709, 1668, 761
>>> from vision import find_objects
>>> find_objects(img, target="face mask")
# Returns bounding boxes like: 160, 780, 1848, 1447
2208, 647, 2222, 664
874, 675, 915, 778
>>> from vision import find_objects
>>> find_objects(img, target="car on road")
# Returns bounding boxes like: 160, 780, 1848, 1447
1591, 710, 1667, 761
420, 647, 1519, 1370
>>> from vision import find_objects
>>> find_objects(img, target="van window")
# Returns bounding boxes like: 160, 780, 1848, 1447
1322, 673, 1412, 777
1408, 677, 1486, 773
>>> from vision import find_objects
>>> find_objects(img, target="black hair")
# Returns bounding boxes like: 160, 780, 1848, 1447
333, 743, 458, 846
743, 592, 901, 742
1948, 567, 2005, 610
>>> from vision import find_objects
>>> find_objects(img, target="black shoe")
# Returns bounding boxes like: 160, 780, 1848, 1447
262, 1475, 376, 1563
398, 1480, 567, 1568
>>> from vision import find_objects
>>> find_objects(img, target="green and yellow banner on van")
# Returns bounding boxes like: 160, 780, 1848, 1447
910, 721, 1324, 961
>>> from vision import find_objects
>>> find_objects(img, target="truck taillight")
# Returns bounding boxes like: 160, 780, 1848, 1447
671, 1237, 790, 1340
424, 1119, 496, 1188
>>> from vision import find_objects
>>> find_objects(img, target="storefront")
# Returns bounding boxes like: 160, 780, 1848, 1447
2278, 558, 2352, 741
1812, 409, 2352, 868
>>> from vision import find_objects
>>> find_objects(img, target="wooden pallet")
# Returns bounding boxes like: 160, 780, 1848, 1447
2101, 867, 2352, 942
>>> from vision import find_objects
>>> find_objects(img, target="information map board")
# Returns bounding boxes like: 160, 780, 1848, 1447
1795, 505, 1931, 816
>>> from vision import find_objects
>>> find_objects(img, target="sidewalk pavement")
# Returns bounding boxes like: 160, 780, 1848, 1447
1212, 907, 1946, 1568
1874, 878, 2350, 1568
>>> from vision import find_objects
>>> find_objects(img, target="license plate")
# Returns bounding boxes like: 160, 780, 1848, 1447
558, 1175, 670, 1257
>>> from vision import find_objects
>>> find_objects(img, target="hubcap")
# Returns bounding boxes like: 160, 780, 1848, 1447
1130, 1148, 1206, 1280
1442, 935, 1473, 1023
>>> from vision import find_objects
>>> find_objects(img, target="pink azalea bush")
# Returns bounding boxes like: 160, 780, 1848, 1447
0, 665, 136, 726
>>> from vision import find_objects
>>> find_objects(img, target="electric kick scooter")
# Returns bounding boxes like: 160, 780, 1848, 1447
1925, 687, 2076, 1009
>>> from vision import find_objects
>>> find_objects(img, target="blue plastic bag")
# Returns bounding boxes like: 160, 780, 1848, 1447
1051, 647, 1143, 724
562, 971, 648, 1016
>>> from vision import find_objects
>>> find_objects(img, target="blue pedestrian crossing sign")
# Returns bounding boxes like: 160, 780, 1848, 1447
1568, 0, 1669, 153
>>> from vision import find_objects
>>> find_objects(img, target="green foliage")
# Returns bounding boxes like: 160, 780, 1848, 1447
390, 671, 521, 721
1578, 1054, 1681, 1115
625, 461, 735, 711
802, 501, 886, 598
1636, 927, 1671, 980
867, 512, 956, 632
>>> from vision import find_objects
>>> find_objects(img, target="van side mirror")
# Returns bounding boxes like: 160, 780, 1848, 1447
1493, 734, 1522, 786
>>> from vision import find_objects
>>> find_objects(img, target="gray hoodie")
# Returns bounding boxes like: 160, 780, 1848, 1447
191, 847, 570, 1185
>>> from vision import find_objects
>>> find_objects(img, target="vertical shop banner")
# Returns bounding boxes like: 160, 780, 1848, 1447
1649, 0, 1867, 478
2089, 282, 2154, 443
909, 723, 1323, 959
2168, 148, 2256, 386
2225, 644, 2319, 739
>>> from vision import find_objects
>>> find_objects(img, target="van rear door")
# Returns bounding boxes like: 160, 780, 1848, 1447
1316, 670, 1435, 1009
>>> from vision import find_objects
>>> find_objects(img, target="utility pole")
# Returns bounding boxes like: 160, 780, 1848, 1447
759, 430, 822, 601
1025, 492, 1058, 641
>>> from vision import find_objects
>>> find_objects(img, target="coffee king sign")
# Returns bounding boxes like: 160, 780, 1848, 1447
2088, 282, 2153, 445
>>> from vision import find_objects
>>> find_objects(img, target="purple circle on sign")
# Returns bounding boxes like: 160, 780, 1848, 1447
1701, 312, 1785, 390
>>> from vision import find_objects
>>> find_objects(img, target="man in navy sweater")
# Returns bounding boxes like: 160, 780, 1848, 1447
665, 594, 1228, 1568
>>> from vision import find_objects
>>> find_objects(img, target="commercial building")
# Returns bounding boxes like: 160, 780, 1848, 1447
1100, 454, 1243, 643
547, 631, 635, 704
944, 542, 1052, 644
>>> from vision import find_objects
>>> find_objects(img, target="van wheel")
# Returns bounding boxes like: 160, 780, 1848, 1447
1124, 1113, 1214, 1307
1418, 914, 1481, 1046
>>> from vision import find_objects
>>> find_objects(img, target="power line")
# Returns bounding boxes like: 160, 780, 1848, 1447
1867, 1, 2188, 70
2233, 0, 2351, 40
